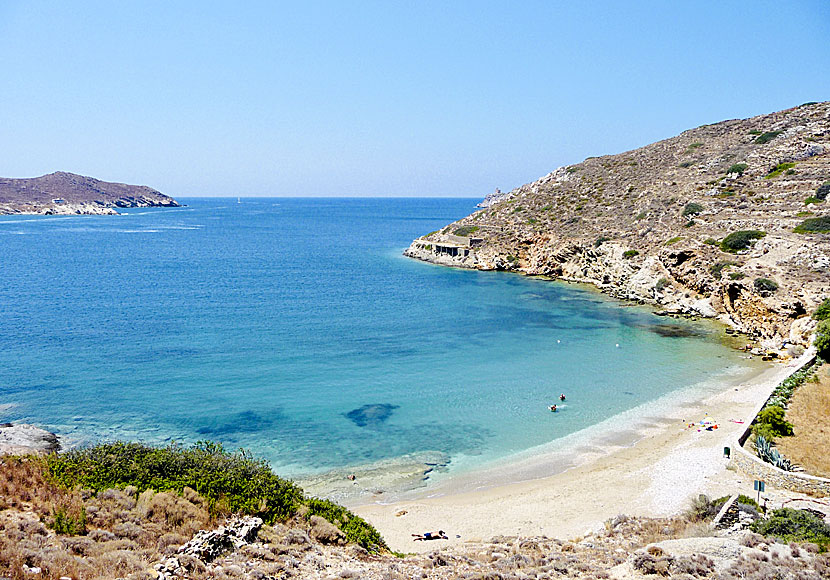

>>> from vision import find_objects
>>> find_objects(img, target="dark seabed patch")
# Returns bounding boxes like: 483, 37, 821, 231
649, 324, 709, 339
344, 403, 400, 427
195, 409, 284, 436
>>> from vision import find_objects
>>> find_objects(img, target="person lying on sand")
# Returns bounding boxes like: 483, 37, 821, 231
412, 530, 448, 541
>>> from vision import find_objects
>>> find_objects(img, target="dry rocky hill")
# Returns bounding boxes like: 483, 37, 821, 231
406, 102, 830, 354
0, 172, 179, 215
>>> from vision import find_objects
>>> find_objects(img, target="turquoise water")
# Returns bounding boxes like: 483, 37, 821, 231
0, 198, 757, 481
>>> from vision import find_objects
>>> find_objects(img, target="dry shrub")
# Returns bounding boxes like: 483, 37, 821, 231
95, 549, 146, 578
146, 491, 208, 533
0, 454, 217, 579
740, 532, 765, 548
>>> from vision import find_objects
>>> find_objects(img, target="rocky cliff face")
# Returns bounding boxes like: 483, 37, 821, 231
406, 102, 830, 352
0, 171, 180, 215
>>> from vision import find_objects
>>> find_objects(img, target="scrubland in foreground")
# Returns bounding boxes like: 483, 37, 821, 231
3, 442, 830, 579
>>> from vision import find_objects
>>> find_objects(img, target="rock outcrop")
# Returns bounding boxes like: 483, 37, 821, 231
0, 423, 60, 455
0, 171, 180, 215
406, 102, 830, 352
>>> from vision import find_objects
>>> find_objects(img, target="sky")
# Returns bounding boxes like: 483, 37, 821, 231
0, 1, 828, 197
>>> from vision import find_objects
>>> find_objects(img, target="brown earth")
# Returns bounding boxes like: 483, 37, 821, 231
777, 364, 830, 478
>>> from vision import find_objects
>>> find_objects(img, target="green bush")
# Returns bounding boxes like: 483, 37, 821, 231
755, 405, 793, 437
304, 498, 386, 550
46, 441, 390, 551
813, 298, 830, 321
682, 202, 703, 216
729, 272, 745, 280
710, 261, 735, 278
453, 225, 479, 237
736, 495, 759, 508
765, 363, 818, 410
635, 211, 647, 220
47, 442, 304, 522
623, 250, 639, 259
816, 181, 830, 201
754, 277, 778, 293
720, 230, 765, 252
594, 236, 610, 248
685, 494, 720, 522
748, 129, 762, 136
727, 163, 747, 175
794, 216, 830, 234
678, 161, 694, 168
654, 278, 669, 292
754, 131, 783, 145
51, 507, 87, 536
816, 320, 830, 360
750, 508, 830, 548
804, 196, 825, 205
765, 162, 796, 179
704, 238, 719, 246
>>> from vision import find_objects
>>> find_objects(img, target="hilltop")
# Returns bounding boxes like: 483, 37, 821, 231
406, 102, 830, 353
0, 172, 180, 215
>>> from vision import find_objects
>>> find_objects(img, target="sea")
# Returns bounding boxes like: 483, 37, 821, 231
0, 198, 763, 497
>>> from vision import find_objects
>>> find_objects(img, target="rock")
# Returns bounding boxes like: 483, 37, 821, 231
308, 515, 346, 545
0, 423, 60, 455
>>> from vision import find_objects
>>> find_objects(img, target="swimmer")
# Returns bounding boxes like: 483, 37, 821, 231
559, 393, 566, 401
549, 404, 558, 412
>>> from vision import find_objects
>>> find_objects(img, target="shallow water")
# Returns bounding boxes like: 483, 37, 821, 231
0, 198, 762, 485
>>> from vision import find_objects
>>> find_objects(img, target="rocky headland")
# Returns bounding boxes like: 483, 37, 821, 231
406, 102, 830, 353
0, 171, 180, 215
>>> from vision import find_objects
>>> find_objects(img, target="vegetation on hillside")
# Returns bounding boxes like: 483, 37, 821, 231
794, 216, 830, 234
45, 441, 387, 551
720, 230, 765, 252
751, 508, 830, 549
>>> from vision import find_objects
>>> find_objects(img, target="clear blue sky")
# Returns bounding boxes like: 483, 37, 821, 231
1, 1, 828, 197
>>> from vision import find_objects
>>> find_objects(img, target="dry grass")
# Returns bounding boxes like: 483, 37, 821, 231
777, 364, 830, 477
0, 455, 215, 580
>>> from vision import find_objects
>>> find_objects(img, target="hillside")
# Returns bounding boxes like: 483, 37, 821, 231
406, 102, 830, 352
0, 172, 179, 215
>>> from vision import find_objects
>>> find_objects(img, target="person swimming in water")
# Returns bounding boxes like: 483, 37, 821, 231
559, 393, 566, 401
549, 404, 558, 412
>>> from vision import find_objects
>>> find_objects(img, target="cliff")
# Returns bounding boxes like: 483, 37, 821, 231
0, 171, 180, 215
406, 102, 830, 352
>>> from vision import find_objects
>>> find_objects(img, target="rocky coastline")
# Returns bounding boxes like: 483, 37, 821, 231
0, 171, 180, 215
406, 102, 830, 354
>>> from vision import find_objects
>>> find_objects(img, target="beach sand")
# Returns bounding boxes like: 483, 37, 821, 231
353, 355, 809, 553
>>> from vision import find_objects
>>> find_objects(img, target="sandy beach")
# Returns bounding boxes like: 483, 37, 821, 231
353, 353, 811, 553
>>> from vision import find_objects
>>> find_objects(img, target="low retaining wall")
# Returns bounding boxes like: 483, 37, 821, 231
728, 351, 830, 497
730, 444, 830, 496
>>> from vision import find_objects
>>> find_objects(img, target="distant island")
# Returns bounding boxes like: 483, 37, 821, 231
0, 171, 180, 215
406, 102, 830, 355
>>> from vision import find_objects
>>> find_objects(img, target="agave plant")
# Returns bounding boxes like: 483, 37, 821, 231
754, 435, 796, 471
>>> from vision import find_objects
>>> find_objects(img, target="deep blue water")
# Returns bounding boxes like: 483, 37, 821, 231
0, 198, 758, 479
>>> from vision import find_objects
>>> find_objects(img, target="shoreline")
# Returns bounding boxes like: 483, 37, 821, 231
352, 352, 812, 553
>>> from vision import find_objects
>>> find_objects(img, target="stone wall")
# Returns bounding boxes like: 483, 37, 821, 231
730, 446, 830, 496
728, 351, 830, 497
